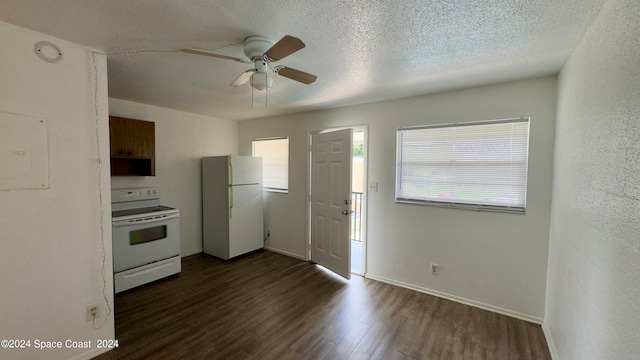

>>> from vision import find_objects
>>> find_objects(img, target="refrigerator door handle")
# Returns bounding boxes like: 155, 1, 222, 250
229, 157, 234, 219
229, 185, 234, 219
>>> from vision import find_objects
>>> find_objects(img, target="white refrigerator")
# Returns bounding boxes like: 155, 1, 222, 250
202, 155, 264, 260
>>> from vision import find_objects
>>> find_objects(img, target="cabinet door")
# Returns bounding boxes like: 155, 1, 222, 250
109, 116, 156, 176
128, 119, 155, 159
109, 117, 155, 158
109, 117, 129, 158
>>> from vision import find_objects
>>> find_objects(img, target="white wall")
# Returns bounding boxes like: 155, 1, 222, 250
0, 22, 113, 360
109, 99, 238, 256
239, 76, 557, 321
544, 0, 640, 358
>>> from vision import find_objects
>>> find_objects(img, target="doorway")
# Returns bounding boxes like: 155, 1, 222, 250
307, 126, 367, 278
350, 131, 365, 275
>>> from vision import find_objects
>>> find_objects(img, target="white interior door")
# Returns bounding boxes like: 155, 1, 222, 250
311, 129, 352, 279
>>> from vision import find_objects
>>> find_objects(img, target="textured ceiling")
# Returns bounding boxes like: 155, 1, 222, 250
0, 0, 606, 121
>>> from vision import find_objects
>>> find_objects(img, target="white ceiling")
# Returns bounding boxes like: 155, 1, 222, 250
1, 0, 606, 121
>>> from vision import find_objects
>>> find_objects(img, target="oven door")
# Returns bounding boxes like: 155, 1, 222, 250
112, 212, 180, 273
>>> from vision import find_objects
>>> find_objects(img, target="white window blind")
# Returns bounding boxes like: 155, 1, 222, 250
252, 137, 289, 192
395, 118, 530, 213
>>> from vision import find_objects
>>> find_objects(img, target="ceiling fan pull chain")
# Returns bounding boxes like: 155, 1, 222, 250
265, 73, 268, 107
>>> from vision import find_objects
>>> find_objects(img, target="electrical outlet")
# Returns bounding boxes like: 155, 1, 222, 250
86, 303, 101, 321
430, 263, 439, 276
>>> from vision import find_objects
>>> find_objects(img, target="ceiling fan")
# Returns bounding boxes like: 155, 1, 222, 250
180, 35, 317, 92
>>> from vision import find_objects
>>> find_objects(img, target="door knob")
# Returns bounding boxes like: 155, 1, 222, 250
342, 210, 349, 215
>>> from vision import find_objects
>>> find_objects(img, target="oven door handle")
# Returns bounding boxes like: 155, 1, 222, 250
112, 213, 180, 227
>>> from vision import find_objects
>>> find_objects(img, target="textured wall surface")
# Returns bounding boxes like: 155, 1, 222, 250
109, 99, 238, 256
239, 76, 557, 321
544, 0, 640, 358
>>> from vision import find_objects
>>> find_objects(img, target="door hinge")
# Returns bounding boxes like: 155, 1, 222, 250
308, 194, 312, 202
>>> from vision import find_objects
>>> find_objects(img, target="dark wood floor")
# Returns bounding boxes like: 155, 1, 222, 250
94, 250, 551, 360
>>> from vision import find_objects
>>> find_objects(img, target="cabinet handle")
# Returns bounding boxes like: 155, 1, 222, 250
127, 151, 133, 156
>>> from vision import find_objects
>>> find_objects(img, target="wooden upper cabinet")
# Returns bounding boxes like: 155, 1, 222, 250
109, 116, 156, 176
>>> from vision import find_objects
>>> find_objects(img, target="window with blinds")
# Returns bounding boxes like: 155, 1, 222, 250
252, 137, 289, 192
395, 118, 530, 213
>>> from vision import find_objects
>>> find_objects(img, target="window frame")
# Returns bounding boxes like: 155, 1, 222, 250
252, 136, 289, 193
395, 117, 530, 214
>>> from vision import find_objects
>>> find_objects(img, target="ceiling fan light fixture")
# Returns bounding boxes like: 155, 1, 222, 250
250, 72, 273, 91
181, 34, 316, 106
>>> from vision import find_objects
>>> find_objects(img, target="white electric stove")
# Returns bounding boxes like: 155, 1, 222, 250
111, 187, 181, 293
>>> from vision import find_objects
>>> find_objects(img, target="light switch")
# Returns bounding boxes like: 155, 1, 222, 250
368, 182, 378, 192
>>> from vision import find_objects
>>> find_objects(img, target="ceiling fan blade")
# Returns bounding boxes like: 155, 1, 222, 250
275, 66, 317, 85
264, 35, 306, 61
230, 69, 256, 86
179, 49, 250, 64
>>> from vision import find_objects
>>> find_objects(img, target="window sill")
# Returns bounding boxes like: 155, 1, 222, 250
395, 198, 525, 214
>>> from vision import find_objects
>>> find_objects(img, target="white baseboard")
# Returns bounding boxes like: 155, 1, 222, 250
263, 246, 306, 261
542, 322, 559, 359
365, 273, 543, 325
